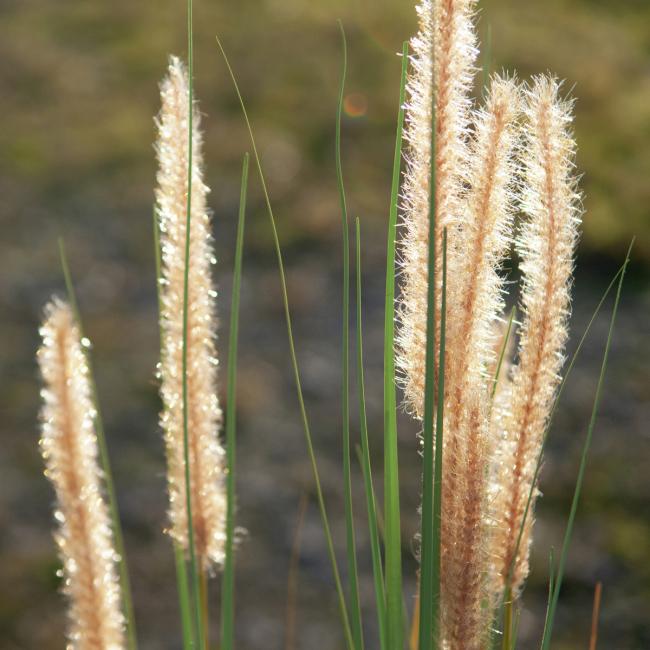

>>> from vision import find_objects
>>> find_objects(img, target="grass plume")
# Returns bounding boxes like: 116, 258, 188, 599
155, 56, 226, 569
38, 299, 126, 649
489, 76, 581, 598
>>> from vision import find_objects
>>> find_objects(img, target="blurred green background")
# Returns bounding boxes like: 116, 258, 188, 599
1, 0, 648, 648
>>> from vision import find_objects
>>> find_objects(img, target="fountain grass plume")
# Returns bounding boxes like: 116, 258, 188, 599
490, 76, 582, 598
155, 55, 226, 569
38, 299, 126, 649
439, 76, 522, 650
397, 0, 479, 418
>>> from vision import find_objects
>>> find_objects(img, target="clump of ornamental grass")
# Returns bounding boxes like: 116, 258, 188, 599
33, 0, 626, 648
398, 0, 581, 647
38, 299, 125, 650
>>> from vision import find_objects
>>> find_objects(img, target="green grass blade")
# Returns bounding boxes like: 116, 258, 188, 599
540, 547, 555, 646
502, 256, 629, 601
419, 18, 441, 645
384, 41, 408, 650
220, 153, 249, 650
355, 218, 387, 650
154, 209, 196, 650
182, 0, 205, 645
540, 240, 633, 650
58, 239, 138, 650
215, 35, 354, 650
432, 231, 448, 650
336, 22, 363, 650
490, 306, 516, 401
174, 544, 196, 649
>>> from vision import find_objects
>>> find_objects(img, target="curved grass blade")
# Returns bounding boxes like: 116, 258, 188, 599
220, 153, 249, 650
215, 35, 354, 650
58, 239, 138, 650
540, 240, 633, 649
418, 227, 447, 650
418, 17, 442, 643
355, 218, 387, 650
336, 22, 363, 650
384, 41, 409, 650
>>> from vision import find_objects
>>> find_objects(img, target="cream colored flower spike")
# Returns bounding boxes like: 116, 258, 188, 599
490, 76, 581, 597
439, 76, 522, 650
155, 56, 226, 568
446, 76, 521, 397
38, 299, 125, 650
398, 0, 479, 418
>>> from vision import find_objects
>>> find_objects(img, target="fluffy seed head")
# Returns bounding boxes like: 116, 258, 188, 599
438, 75, 522, 649
397, 0, 479, 417
156, 55, 226, 568
38, 299, 125, 649
489, 76, 581, 597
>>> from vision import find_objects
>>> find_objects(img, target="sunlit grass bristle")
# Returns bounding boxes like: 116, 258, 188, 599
155, 54, 227, 570
490, 76, 582, 599
38, 299, 126, 649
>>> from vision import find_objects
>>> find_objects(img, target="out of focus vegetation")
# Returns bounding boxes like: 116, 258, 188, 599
1, 1, 648, 649
2, 0, 649, 261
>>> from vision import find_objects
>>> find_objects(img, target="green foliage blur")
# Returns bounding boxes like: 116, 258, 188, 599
3, 0, 649, 261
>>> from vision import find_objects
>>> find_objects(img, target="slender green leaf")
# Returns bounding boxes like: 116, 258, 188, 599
182, 0, 205, 645
491, 306, 516, 401
58, 239, 138, 650
419, 15, 441, 645
355, 218, 387, 650
174, 544, 196, 650
215, 35, 354, 650
384, 41, 409, 650
221, 153, 249, 650
540, 547, 556, 645
541, 240, 633, 649
336, 22, 363, 650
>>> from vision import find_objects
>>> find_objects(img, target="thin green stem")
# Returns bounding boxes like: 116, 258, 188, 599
221, 153, 249, 650
419, 15, 439, 646
355, 218, 387, 650
174, 545, 196, 649
432, 232, 447, 650
336, 21, 363, 650
384, 41, 409, 650
491, 306, 516, 401
57, 239, 138, 650
216, 36, 354, 650
182, 0, 205, 645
